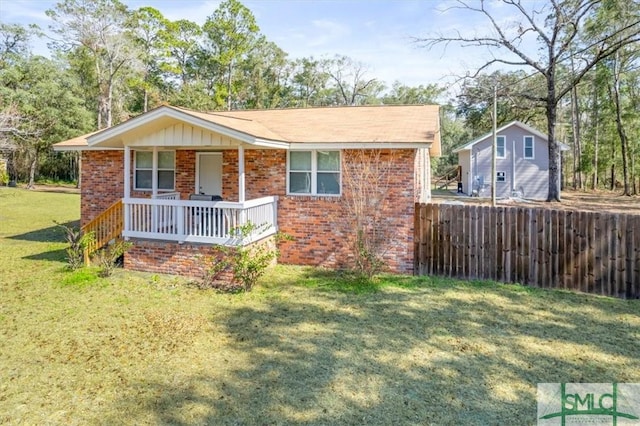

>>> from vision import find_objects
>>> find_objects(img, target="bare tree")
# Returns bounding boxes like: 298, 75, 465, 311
418, 0, 640, 201
0, 106, 20, 182
0, 104, 45, 188
324, 55, 381, 106
0, 104, 22, 137
610, 50, 633, 196
340, 149, 397, 277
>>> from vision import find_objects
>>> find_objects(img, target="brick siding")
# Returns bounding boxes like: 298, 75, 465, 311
124, 237, 276, 285
80, 151, 124, 226
82, 148, 420, 275
124, 239, 231, 280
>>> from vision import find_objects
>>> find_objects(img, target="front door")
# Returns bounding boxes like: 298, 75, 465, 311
197, 153, 223, 196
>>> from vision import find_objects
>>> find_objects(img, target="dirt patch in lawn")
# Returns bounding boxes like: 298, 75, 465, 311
432, 189, 640, 215
31, 184, 80, 194
5, 183, 80, 194
555, 190, 640, 214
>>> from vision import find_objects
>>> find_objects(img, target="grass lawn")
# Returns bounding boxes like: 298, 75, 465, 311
1, 187, 639, 425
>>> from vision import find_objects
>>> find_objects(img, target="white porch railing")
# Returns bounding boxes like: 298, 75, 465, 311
153, 191, 180, 200
123, 196, 278, 245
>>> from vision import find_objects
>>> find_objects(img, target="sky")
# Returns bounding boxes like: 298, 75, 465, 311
0, 0, 531, 92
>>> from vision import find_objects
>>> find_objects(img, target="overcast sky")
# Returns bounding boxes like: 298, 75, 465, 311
0, 0, 532, 91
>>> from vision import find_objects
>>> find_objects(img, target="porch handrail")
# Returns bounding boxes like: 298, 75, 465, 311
122, 195, 278, 209
81, 199, 124, 264
153, 191, 180, 200
122, 196, 278, 246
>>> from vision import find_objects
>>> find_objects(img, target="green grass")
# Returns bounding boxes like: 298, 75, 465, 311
1, 187, 639, 425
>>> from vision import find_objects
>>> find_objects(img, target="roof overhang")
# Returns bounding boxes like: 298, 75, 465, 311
54, 145, 121, 152
54, 104, 440, 153
289, 142, 433, 150
453, 121, 550, 153
86, 106, 289, 149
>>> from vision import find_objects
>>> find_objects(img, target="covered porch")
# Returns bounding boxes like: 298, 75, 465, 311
75, 105, 289, 251
119, 141, 278, 245
123, 194, 278, 245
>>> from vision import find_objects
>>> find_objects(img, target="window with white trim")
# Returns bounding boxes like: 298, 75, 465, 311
496, 171, 506, 182
287, 150, 340, 195
496, 136, 506, 158
134, 150, 175, 191
524, 135, 534, 159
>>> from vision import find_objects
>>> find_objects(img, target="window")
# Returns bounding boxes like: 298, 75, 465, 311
157, 151, 175, 190
134, 150, 175, 191
524, 135, 534, 159
496, 171, 506, 182
287, 150, 340, 195
496, 136, 506, 158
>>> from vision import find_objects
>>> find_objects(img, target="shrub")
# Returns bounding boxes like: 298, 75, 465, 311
354, 229, 387, 279
92, 239, 132, 277
341, 150, 395, 279
0, 169, 9, 186
201, 223, 288, 292
55, 221, 95, 270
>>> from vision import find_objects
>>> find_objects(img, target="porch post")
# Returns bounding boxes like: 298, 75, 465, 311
151, 147, 158, 232
238, 145, 245, 203
152, 146, 158, 198
124, 146, 131, 199
123, 146, 131, 237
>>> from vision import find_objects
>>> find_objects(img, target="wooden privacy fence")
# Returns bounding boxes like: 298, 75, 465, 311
414, 203, 640, 299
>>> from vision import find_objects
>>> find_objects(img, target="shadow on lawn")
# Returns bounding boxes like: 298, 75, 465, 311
22, 248, 67, 262
7, 220, 78, 243
110, 272, 640, 424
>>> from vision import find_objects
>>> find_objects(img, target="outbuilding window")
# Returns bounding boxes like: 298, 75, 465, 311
524, 136, 534, 159
496, 136, 506, 158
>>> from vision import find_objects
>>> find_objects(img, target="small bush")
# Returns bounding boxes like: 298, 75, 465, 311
354, 229, 387, 279
199, 249, 241, 292
55, 221, 95, 270
93, 239, 132, 277
0, 169, 9, 186
201, 223, 289, 292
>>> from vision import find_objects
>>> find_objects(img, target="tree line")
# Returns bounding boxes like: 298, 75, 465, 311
0, 0, 639, 198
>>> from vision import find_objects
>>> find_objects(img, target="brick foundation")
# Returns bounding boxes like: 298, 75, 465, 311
125, 239, 229, 280
124, 236, 276, 285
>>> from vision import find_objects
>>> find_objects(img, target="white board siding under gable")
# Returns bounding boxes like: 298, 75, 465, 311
127, 122, 238, 147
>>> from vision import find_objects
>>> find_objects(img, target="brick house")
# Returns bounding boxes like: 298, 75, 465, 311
54, 105, 441, 277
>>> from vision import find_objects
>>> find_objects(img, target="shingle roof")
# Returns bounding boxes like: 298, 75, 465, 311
53, 129, 103, 149
180, 105, 440, 144
54, 104, 441, 153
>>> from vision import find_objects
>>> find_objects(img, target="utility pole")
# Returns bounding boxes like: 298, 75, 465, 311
491, 85, 497, 207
